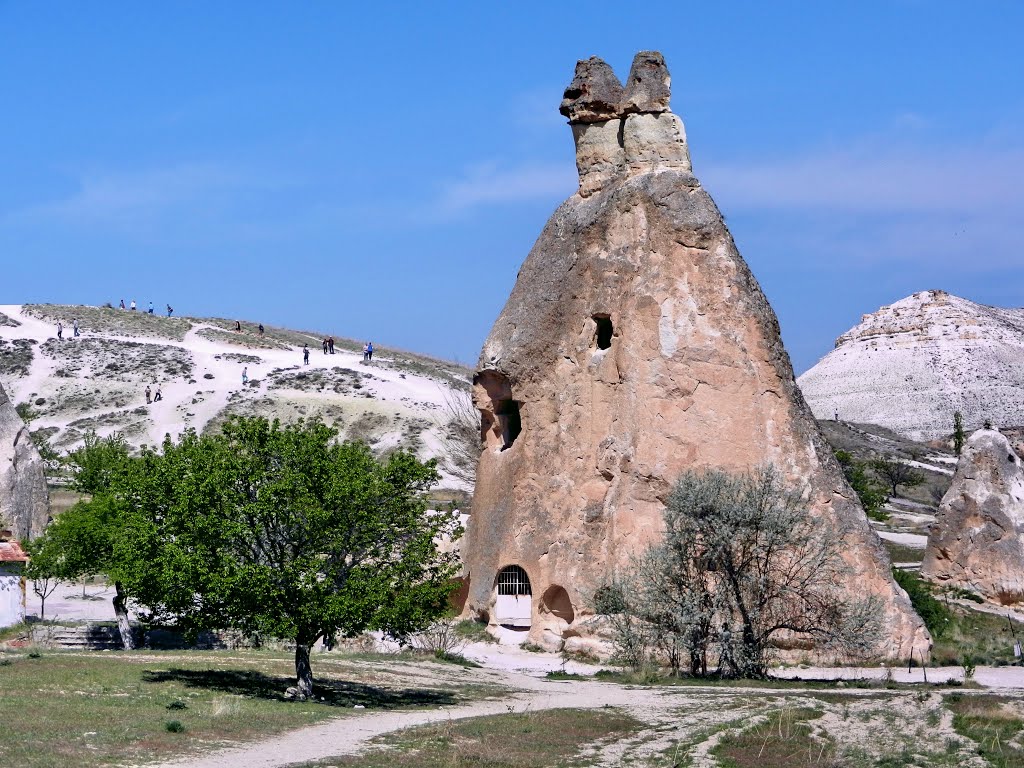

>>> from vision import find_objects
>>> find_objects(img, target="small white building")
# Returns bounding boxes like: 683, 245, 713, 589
0, 536, 29, 629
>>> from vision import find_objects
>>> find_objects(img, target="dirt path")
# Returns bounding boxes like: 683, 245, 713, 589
150, 649, 1024, 768
153, 671, 677, 768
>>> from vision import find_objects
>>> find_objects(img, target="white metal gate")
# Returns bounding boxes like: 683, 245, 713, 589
494, 565, 532, 628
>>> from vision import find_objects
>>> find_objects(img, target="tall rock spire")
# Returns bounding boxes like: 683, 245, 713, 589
462, 52, 929, 662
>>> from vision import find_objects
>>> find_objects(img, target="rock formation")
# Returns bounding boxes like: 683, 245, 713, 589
798, 290, 1024, 440
0, 380, 49, 540
922, 429, 1024, 604
462, 51, 929, 661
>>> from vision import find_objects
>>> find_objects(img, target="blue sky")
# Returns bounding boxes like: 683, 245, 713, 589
1, 2, 1021, 373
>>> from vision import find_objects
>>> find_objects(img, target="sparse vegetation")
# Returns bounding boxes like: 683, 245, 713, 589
289, 708, 642, 768
893, 569, 953, 640
835, 449, 889, 520
0, 648, 493, 768
947, 693, 1024, 767
872, 455, 926, 497
599, 467, 881, 678
953, 411, 966, 455
24, 303, 192, 341
713, 707, 832, 768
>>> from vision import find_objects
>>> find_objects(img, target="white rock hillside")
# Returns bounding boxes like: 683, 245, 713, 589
798, 290, 1024, 440
0, 304, 472, 489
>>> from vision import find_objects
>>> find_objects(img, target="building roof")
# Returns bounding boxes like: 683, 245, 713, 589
0, 540, 29, 563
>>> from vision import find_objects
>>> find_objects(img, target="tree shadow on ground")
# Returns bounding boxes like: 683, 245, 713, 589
142, 668, 459, 708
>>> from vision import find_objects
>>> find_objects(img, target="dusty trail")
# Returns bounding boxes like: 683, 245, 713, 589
150, 647, 1024, 768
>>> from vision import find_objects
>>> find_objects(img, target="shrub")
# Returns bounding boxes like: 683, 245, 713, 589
604, 466, 881, 678
893, 568, 952, 639
164, 720, 185, 733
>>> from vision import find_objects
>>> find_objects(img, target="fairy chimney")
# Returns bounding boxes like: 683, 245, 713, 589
461, 51, 929, 661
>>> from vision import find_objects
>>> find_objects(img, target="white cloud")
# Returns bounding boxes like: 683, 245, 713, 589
3, 164, 275, 231
433, 162, 576, 216
702, 142, 1024, 214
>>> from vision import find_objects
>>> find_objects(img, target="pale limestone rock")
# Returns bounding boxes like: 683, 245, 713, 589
463, 51, 929, 663
620, 50, 671, 114
922, 430, 1024, 604
0, 381, 49, 540
570, 120, 624, 198
623, 113, 691, 174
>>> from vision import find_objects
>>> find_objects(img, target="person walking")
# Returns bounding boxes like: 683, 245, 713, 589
147, 301, 154, 315
367, 341, 373, 362
235, 320, 241, 332
153, 385, 162, 402
166, 304, 174, 317
302, 344, 310, 365
322, 337, 329, 355
362, 342, 368, 362
258, 323, 264, 336
328, 336, 335, 354
130, 299, 137, 311
119, 299, 126, 310
73, 319, 80, 337
56, 321, 63, 340
242, 367, 249, 385
145, 385, 152, 404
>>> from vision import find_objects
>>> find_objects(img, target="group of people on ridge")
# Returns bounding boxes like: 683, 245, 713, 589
118, 299, 173, 316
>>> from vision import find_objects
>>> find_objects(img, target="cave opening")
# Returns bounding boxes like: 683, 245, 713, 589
594, 314, 613, 350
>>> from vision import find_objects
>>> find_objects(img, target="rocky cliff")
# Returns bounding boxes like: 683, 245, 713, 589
921, 429, 1024, 604
798, 291, 1024, 441
462, 51, 928, 661
0, 380, 49, 540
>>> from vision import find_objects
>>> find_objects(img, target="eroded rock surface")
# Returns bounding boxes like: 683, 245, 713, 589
0, 381, 49, 540
922, 430, 1024, 604
463, 51, 929, 662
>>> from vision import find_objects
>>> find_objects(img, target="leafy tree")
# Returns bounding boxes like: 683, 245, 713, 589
119, 417, 461, 698
26, 433, 138, 646
601, 467, 880, 679
870, 456, 925, 497
953, 411, 966, 455
835, 450, 889, 521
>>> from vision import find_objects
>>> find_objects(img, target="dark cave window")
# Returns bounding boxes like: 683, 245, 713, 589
594, 314, 613, 350
496, 399, 521, 450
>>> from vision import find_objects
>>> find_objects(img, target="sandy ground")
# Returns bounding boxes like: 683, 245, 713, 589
876, 530, 929, 548
0, 304, 469, 488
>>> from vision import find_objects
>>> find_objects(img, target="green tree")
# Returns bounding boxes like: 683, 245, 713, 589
835, 450, 889, 521
870, 456, 926, 497
952, 411, 966, 455
119, 417, 461, 698
26, 432, 138, 646
601, 467, 880, 679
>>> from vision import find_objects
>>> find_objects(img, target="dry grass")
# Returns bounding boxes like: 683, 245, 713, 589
291, 708, 642, 768
947, 693, 1024, 767
24, 304, 192, 341
0, 648, 497, 768
713, 707, 834, 767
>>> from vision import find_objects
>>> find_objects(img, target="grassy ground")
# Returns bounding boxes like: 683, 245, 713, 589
290, 708, 642, 768
0, 648, 499, 768
713, 707, 834, 767
24, 304, 192, 341
947, 693, 1024, 767
883, 541, 925, 564
931, 603, 1024, 667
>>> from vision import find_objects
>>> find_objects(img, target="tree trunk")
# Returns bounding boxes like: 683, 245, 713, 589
295, 642, 314, 699
112, 581, 135, 650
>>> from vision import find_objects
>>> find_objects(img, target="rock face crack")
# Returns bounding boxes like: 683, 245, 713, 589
0, 381, 49, 540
